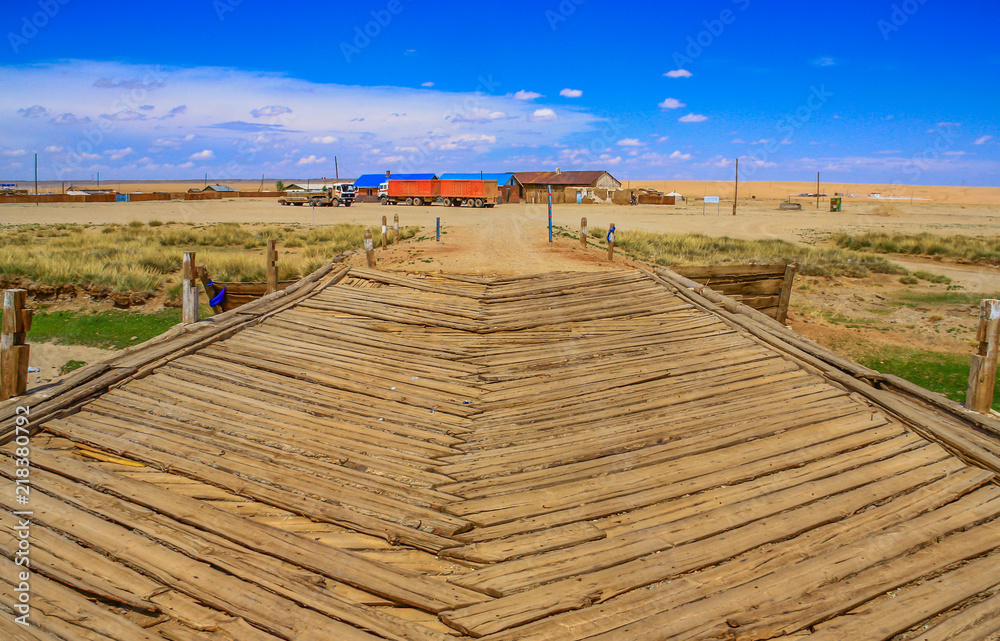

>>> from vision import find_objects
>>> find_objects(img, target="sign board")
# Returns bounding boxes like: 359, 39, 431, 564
704, 196, 720, 204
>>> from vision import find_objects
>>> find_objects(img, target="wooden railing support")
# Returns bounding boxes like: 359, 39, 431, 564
1, 289, 31, 401
266, 240, 278, 295
776, 263, 798, 325
364, 229, 376, 268
967, 299, 1000, 413
580, 217, 588, 247
182, 252, 199, 325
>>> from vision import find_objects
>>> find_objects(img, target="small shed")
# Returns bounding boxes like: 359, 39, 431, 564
201, 184, 237, 193
514, 170, 622, 204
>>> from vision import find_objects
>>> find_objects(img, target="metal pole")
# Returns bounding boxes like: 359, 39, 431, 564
816, 171, 820, 210
335, 156, 339, 180
34, 154, 38, 207
548, 185, 553, 243
436, 217, 440, 242
732, 158, 739, 216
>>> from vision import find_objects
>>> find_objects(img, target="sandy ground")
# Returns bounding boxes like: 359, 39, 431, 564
5, 195, 1000, 389
19, 179, 1000, 206
27, 342, 117, 387
3, 198, 999, 243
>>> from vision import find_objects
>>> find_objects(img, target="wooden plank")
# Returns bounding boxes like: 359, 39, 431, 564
440, 522, 606, 564
476, 466, 995, 641
4, 447, 485, 612
911, 589, 1000, 641
439, 457, 970, 636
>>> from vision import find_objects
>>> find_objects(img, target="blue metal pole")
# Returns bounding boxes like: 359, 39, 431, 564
436, 217, 440, 242
547, 185, 553, 243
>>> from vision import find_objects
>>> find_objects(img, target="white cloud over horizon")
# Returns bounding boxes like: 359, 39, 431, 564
664, 69, 692, 78
658, 98, 686, 109
0, 60, 599, 179
679, 113, 708, 123
559, 88, 583, 98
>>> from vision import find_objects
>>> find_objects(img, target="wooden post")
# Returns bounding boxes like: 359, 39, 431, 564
607, 223, 616, 261
580, 217, 588, 247
182, 252, 198, 325
381, 215, 388, 249
967, 299, 1000, 413
364, 228, 376, 268
266, 240, 278, 295
393, 213, 399, 244
1, 289, 31, 401
776, 263, 798, 325
198, 265, 223, 314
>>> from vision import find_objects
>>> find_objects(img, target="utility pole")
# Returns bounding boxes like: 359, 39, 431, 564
34, 153, 38, 207
732, 158, 739, 216
816, 171, 820, 210
335, 156, 339, 180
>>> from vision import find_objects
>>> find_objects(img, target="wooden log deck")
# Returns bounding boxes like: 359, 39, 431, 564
2, 263, 1000, 640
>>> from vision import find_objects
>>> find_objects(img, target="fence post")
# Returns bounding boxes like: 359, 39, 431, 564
1, 289, 31, 401
364, 228, 376, 268
198, 264, 223, 314
776, 263, 798, 325
381, 215, 388, 249
580, 217, 588, 247
967, 299, 1000, 413
182, 252, 199, 325
436, 217, 441, 242
607, 223, 616, 261
266, 240, 279, 295
393, 213, 399, 244
548, 185, 553, 243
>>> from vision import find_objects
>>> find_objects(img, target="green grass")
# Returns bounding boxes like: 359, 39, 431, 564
28, 309, 186, 349
833, 231, 1000, 264
891, 291, 990, 308
60, 360, 87, 375
853, 345, 997, 411
584, 229, 907, 278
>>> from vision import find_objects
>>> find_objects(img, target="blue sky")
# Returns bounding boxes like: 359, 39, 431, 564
1, 0, 997, 185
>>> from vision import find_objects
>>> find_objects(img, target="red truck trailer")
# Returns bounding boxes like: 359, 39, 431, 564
378, 179, 498, 207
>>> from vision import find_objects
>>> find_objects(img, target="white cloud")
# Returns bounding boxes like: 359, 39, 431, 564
448, 107, 509, 123
101, 110, 146, 121
664, 69, 692, 78
974, 135, 993, 145
669, 150, 692, 160
106, 147, 135, 160
49, 112, 90, 125
530, 108, 557, 121
251, 105, 292, 118
311, 135, 339, 144
44, 145, 64, 153
937, 121, 961, 128
559, 88, 583, 98
421, 81, 434, 87
943, 150, 968, 156
1, 149, 26, 157
190, 149, 215, 160
679, 113, 708, 123
17, 105, 49, 118
813, 57, 836, 67
297, 155, 327, 165
731, 138, 746, 144
656, 136, 669, 143
658, 98, 686, 109
617, 138, 643, 147
177, 161, 194, 169
513, 90, 543, 100
750, 139, 771, 145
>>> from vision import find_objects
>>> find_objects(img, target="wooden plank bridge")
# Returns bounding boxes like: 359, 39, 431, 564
3, 263, 1000, 640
